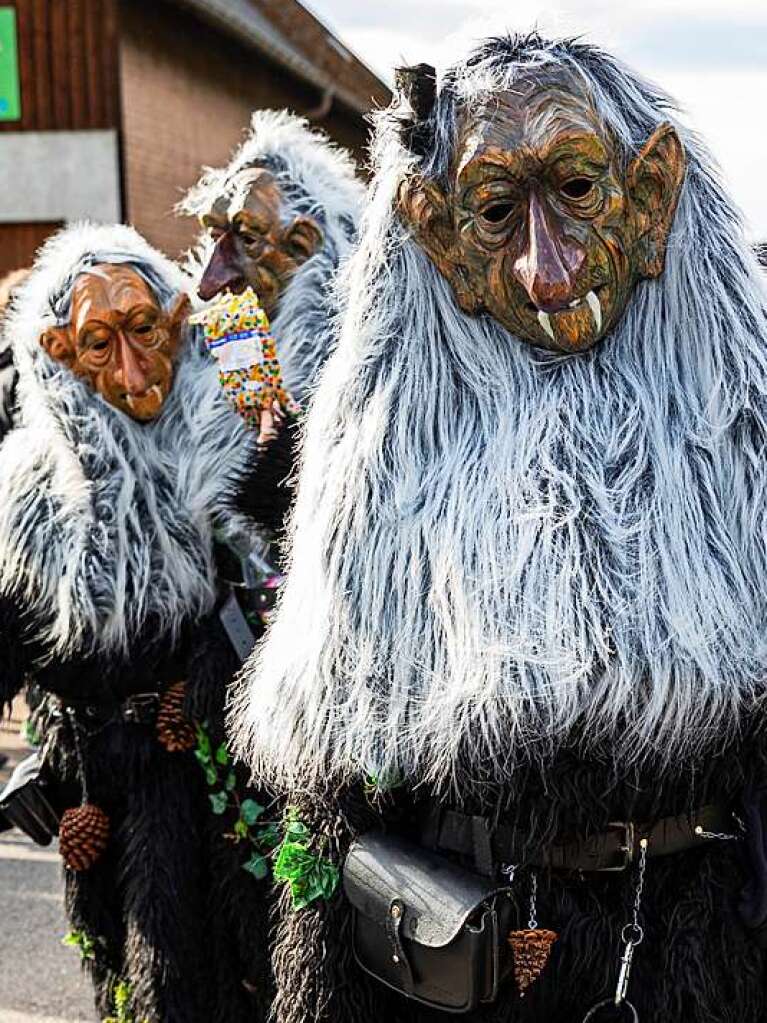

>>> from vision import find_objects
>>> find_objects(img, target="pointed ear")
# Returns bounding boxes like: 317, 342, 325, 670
397, 174, 480, 314
283, 216, 323, 265
40, 326, 75, 366
627, 122, 686, 278
167, 293, 192, 349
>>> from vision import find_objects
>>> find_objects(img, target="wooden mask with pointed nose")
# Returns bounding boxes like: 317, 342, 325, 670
398, 68, 686, 353
39, 265, 189, 422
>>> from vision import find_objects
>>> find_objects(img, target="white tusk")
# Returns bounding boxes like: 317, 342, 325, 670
151, 384, 162, 402
537, 310, 555, 341
586, 290, 602, 333
125, 395, 136, 410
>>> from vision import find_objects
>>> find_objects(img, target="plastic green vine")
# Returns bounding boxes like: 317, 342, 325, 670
194, 724, 338, 906
194, 722, 281, 879
272, 809, 339, 910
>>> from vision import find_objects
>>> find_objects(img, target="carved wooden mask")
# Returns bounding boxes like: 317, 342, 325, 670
40, 265, 189, 421
398, 68, 686, 353
198, 167, 324, 314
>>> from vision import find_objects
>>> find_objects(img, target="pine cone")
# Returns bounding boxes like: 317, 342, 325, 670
59, 803, 110, 871
156, 681, 196, 753
508, 928, 558, 994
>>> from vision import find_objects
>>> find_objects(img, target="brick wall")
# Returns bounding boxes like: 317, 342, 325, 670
119, 0, 370, 259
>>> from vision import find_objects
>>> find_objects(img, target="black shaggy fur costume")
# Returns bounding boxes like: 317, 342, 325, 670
0, 224, 296, 1022
233, 34, 767, 1023
265, 745, 767, 1023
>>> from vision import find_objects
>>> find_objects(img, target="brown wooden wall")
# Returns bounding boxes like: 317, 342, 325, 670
119, 0, 369, 259
0, 0, 119, 132
0, 220, 62, 275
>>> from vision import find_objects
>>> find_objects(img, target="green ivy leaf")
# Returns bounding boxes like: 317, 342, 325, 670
215, 744, 229, 766
255, 823, 281, 850
273, 840, 339, 910
243, 852, 269, 879
204, 765, 218, 786
284, 819, 310, 843
225, 771, 237, 792
196, 729, 211, 757
62, 929, 96, 961
209, 791, 229, 815
240, 799, 265, 825
234, 818, 249, 840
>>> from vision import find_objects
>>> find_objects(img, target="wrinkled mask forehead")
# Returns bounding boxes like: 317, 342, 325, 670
209, 166, 283, 223
70, 265, 159, 332
453, 69, 614, 183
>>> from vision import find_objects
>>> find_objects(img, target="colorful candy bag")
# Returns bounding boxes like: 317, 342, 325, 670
191, 287, 299, 429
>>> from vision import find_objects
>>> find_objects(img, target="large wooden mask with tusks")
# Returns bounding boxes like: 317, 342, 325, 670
397, 65, 687, 353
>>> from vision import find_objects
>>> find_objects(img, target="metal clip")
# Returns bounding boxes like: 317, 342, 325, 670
615, 934, 639, 1006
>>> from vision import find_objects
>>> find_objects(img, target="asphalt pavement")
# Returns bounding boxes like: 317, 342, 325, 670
0, 722, 94, 1023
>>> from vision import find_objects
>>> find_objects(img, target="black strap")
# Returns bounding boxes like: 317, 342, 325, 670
55, 692, 161, 729
432, 803, 735, 874
218, 588, 257, 662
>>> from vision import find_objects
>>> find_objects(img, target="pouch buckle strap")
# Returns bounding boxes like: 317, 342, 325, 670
386, 899, 414, 995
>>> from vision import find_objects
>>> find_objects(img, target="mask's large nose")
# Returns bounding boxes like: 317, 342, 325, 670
512, 191, 586, 312
199, 232, 246, 301
114, 333, 149, 395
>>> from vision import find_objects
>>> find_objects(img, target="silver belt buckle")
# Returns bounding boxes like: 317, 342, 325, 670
600, 821, 635, 872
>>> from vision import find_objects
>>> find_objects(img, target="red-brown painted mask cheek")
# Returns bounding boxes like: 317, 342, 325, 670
58, 266, 184, 421
199, 168, 323, 315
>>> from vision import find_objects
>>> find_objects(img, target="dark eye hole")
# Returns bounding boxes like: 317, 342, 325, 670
561, 178, 594, 199
133, 323, 154, 336
480, 202, 515, 225
91, 339, 109, 352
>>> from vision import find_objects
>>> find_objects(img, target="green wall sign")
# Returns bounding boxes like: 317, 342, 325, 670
0, 7, 20, 122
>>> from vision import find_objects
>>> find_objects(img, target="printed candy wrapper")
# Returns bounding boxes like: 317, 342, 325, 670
191, 287, 300, 429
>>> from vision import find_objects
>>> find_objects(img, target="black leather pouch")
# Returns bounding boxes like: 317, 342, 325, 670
343, 831, 513, 1014
0, 752, 60, 845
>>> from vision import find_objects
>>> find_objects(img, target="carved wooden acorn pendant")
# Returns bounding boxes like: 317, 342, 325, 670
508, 928, 558, 994
59, 803, 110, 871
156, 681, 196, 753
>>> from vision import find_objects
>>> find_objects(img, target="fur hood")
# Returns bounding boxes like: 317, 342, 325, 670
0, 222, 260, 662
180, 109, 365, 403
234, 37, 767, 796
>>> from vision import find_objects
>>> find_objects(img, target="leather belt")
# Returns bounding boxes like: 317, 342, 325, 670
55, 692, 161, 729
429, 803, 738, 874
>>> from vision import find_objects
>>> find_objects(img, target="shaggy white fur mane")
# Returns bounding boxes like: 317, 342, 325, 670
234, 37, 767, 795
0, 222, 260, 662
180, 109, 364, 403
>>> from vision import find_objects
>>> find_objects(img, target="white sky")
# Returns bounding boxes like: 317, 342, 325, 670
308, 0, 767, 239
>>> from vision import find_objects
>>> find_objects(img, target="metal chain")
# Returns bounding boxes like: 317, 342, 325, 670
66, 706, 89, 804
500, 863, 539, 929
694, 825, 739, 842
528, 869, 538, 930
501, 863, 517, 884
621, 838, 647, 946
